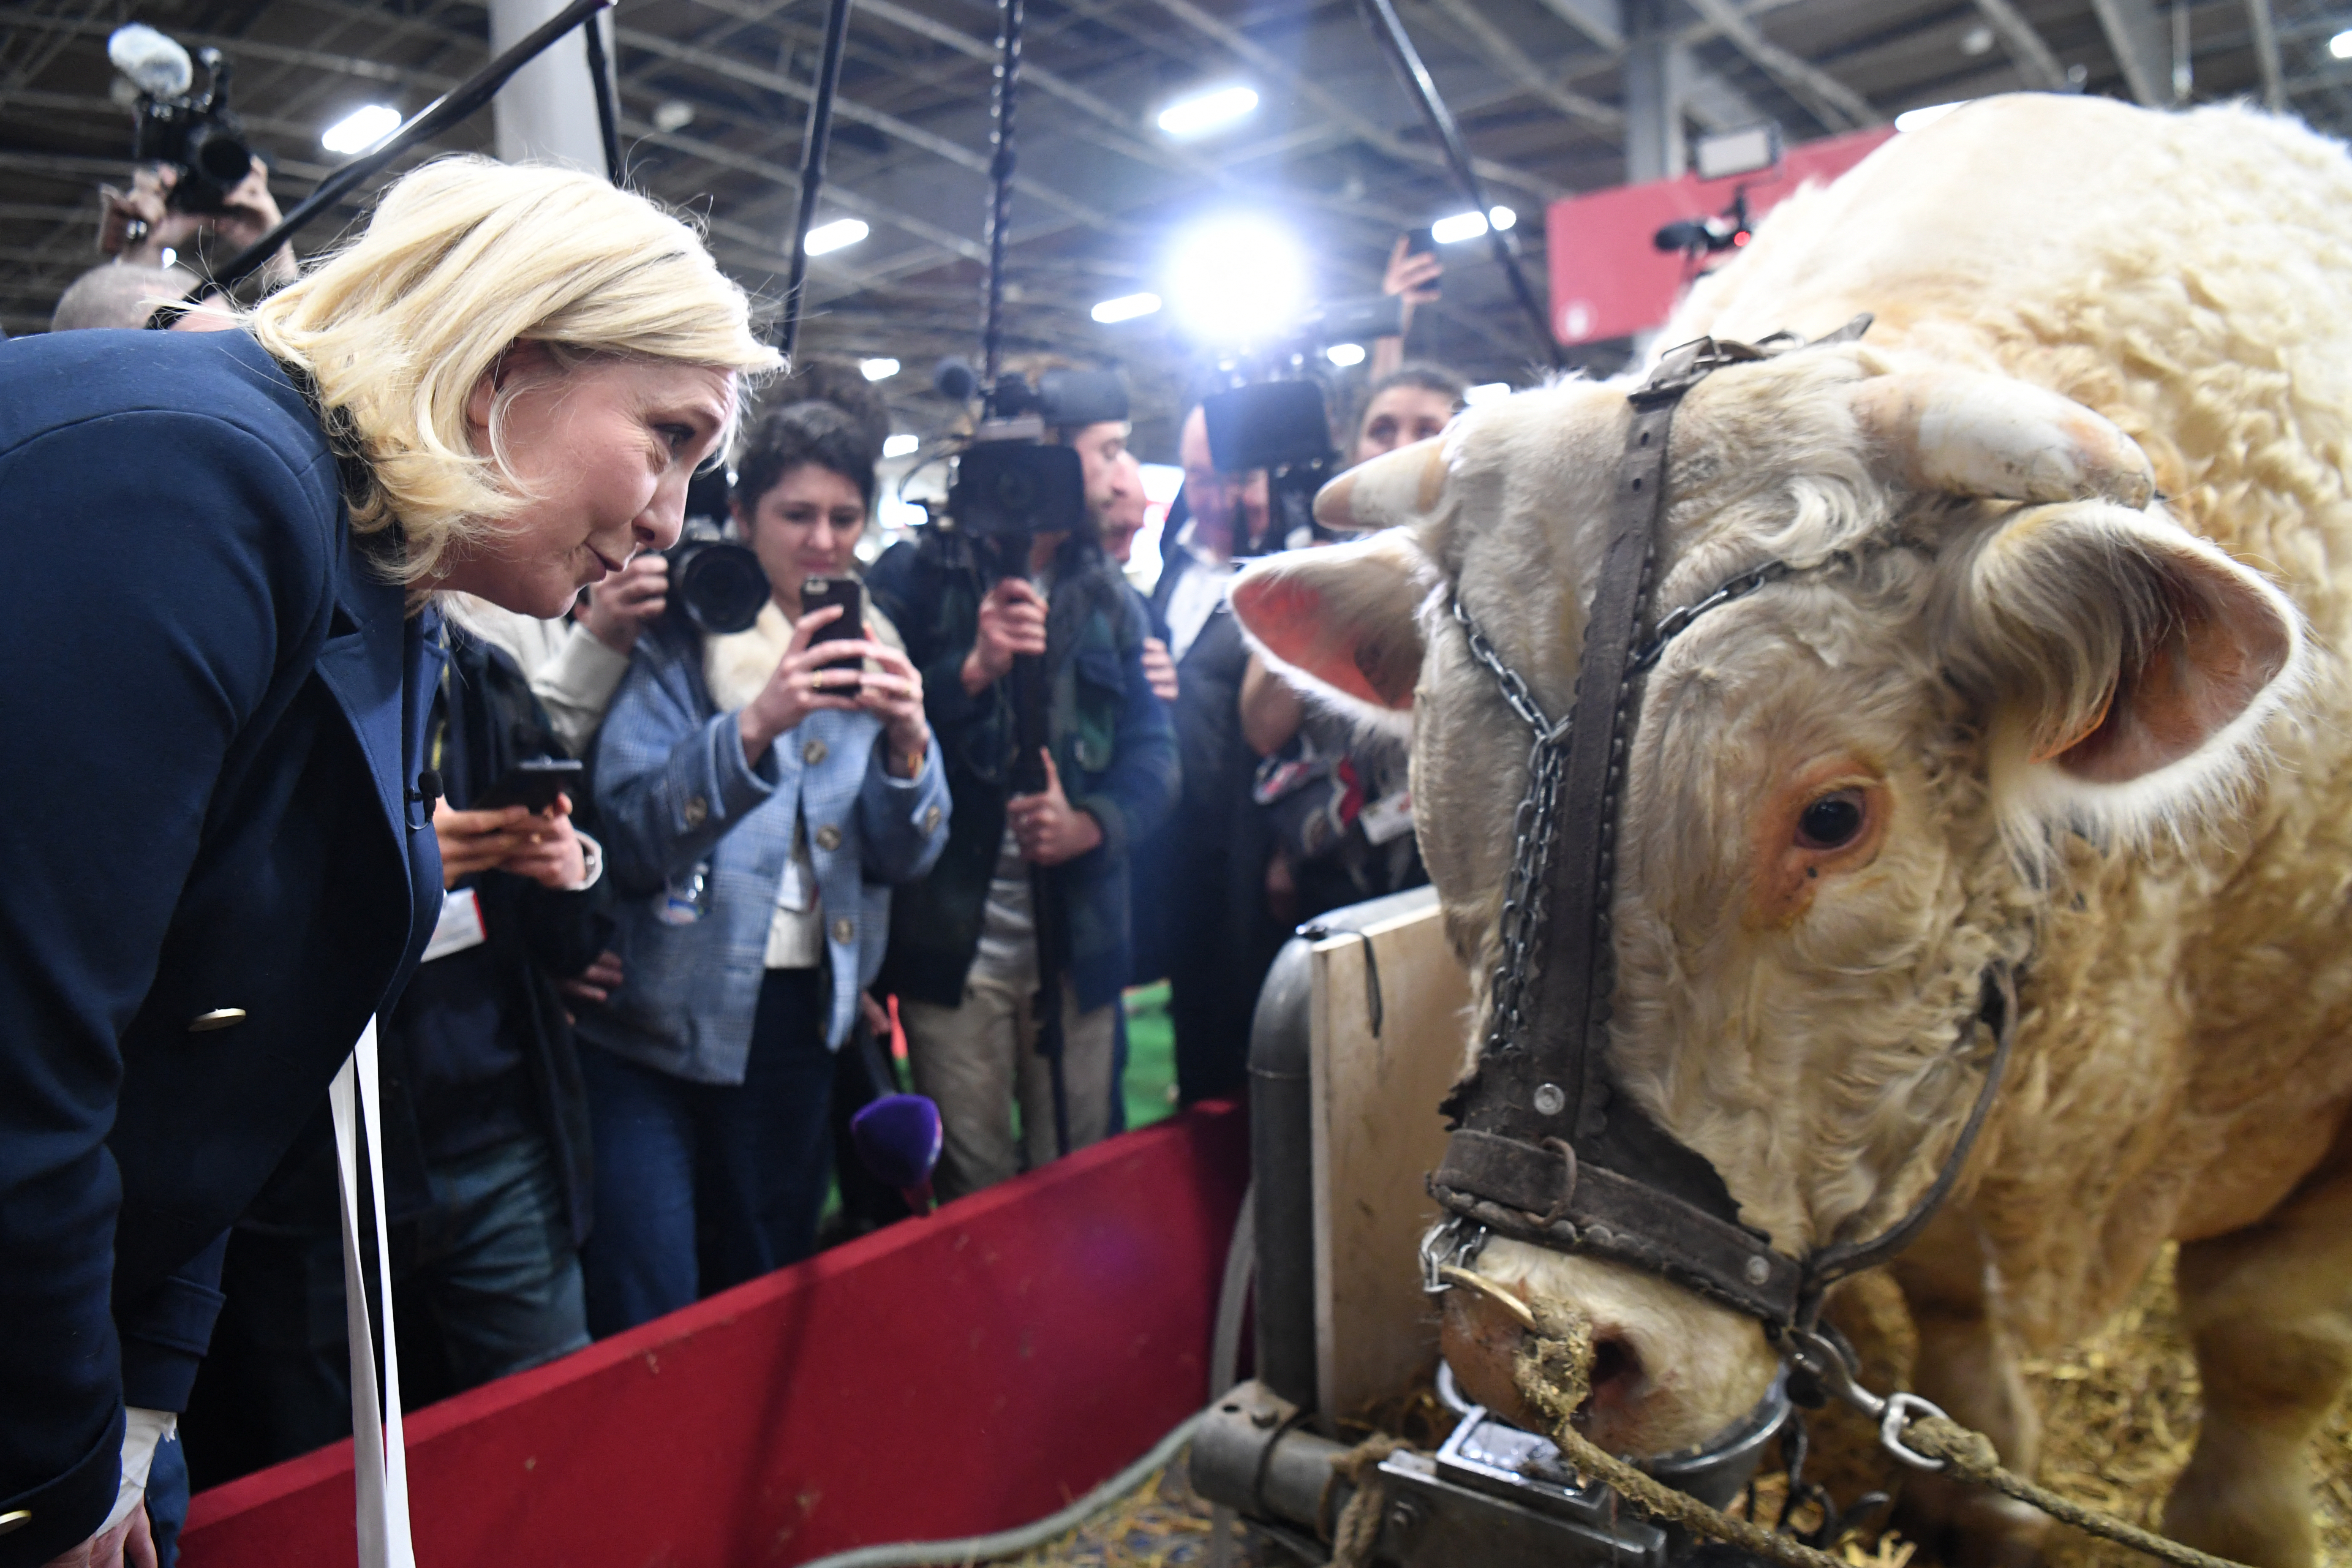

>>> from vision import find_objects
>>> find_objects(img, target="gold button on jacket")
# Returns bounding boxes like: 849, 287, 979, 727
814, 823, 843, 853
922, 804, 943, 835
0, 1509, 33, 1536
830, 916, 855, 945
187, 1008, 248, 1033
802, 738, 830, 767
682, 795, 709, 828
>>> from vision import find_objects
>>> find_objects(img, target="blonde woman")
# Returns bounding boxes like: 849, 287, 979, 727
0, 157, 774, 1568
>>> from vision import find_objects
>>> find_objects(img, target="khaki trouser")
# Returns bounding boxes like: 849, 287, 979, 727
900, 973, 1115, 1200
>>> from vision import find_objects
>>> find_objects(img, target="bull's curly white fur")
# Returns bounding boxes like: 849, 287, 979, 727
1234, 94, 2352, 1565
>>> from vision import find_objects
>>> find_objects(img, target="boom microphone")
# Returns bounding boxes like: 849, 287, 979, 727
108, 23, 193, 99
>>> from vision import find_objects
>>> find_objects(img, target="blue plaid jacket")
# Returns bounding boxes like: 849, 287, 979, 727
580, 615, 950, 1083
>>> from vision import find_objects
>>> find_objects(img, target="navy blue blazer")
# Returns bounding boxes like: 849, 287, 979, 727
0, 329, 440, 1563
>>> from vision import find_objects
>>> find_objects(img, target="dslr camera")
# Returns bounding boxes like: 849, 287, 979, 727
664, 468, 770, 637
108, 25, 256, 214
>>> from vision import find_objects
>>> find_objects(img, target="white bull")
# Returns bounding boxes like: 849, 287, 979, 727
1231, 95, 2352, 1567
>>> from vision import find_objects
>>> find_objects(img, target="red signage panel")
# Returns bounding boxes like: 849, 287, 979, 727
1546, 126, 1897, 346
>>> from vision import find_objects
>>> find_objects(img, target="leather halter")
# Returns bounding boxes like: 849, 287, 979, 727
1426, 321, 2017, 1331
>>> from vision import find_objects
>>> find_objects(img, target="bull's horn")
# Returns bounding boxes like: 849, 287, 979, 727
1851, 371, 2154, 508
1312, 433, 1451, 532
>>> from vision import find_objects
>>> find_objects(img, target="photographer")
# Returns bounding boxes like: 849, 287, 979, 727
1236, 365, 1462, 927
0, 156, 774, 1568
868, 388, 1178, 1200
577, 393, 948, 1334
1139, 402, 1285, 1105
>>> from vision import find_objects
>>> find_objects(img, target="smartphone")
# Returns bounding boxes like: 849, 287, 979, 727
802, 577, 865, 662
476, 757, 583, 814
1402, 227, 1441, 299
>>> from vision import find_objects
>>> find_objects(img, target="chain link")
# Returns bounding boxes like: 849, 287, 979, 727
1451, 598, 1571, 1064
1453, 556, 1831, 1062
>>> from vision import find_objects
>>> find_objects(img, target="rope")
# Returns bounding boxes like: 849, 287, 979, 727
1325, 1435, 1409, 1568
1473, 1274, 2260, 1568
1895, 1416, 2248, 1568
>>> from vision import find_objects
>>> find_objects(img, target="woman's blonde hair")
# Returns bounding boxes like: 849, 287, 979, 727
247, 156, 780, 584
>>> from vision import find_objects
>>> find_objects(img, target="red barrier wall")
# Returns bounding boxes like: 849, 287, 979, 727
180, 1102, 1248, 1566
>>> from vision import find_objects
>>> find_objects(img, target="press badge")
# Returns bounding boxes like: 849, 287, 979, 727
1360, 790, 1415, 846
422, 887, 487, 962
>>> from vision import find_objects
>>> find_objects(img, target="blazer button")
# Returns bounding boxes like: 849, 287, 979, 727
803, 738, 830, 767
922, 804, 943, 835
815, 823, 843, 852
0, 1510, 31, 1537
683, 795, 709, 828
830, 916, 855, 945
188, 1008, 248, 1033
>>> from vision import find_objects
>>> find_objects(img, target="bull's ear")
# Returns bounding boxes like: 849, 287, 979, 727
1231, 529, 1433, 713
1313, 434, 1450, 532
1946, 501, 2303, 827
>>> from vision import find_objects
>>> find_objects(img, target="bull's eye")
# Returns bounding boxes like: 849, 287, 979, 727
1796, 789, 1867, 850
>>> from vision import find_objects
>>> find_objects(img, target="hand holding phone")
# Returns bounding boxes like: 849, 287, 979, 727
801, 577, 865, 660
476, 757, 584, 814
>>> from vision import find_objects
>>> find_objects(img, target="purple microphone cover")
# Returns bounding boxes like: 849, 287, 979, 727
851, 1094, 944, 1190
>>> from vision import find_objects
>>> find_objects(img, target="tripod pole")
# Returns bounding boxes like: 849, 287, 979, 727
1355, 0, 1565, 368
979, 0, 1024, 384
777, 0, 857, 360
582, 14, 622, 184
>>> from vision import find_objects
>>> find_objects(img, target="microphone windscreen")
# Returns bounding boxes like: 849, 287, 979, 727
933, 357, 979, 404
851, 1094, 944, 1190
109, 24, 192, 99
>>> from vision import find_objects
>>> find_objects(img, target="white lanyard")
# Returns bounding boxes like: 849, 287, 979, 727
329, 1018, 418, 1568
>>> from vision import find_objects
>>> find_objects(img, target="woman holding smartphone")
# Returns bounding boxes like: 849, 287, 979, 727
580, 384, 950, 1333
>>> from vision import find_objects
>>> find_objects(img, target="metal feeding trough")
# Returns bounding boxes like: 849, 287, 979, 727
1194, 889, 1788, 1565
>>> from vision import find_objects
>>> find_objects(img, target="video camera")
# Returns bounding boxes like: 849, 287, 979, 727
932, 359, 1127, 543
1181, 293, 1401, 559
108, 25, 256, 214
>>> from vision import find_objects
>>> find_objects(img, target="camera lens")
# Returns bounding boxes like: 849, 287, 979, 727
676, 542, 769, 635
186, 121, 252, 187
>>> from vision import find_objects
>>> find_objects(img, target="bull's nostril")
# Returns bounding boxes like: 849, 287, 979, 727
1588, 1335, 1641, 1401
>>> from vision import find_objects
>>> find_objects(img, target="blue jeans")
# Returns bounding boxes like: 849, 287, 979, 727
193, 1132, 588, 1478
580, 968, 836, 1336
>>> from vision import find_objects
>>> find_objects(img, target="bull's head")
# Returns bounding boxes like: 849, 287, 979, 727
1229, 343, 2303, 1456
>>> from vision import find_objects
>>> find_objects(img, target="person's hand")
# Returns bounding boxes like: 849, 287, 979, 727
434, 800, 540, 887
858, 989, 892, 1041
100, 160, 291, 280
208, 158, 286, 258
852, 632, 931, 776
1382, 234, 1444, 338
959, 578, 1048, 696
97, 166, 173, 260
738, 604, 879, 764
558, 949, 626, 1007
1007, 751, 1102, 867
576, 553, 668, 654
496, 796, 588, 890
42, 1503, 155, 1568
1141, 636, 1179, 704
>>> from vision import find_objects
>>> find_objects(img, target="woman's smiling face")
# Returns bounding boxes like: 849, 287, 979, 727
439, 345, 735, 618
